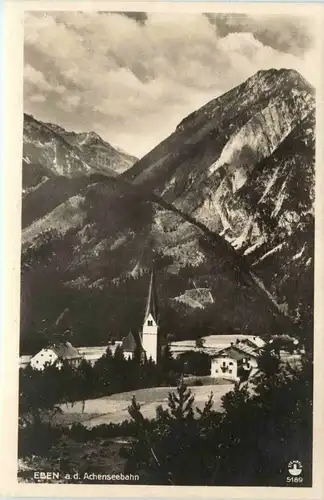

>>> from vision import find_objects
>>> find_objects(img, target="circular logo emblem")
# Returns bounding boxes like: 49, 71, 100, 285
288, 460, 303, 476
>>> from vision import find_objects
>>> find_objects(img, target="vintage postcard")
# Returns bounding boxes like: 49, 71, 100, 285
1, 0, 324, 498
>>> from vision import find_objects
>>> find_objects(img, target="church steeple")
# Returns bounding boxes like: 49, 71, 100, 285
144, 263, 158, 324
142, 263, 159, 363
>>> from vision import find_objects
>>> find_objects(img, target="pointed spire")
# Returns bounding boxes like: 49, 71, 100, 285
144, 263, 158, 323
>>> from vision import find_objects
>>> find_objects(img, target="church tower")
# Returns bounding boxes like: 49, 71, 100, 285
142, 265, 159, 363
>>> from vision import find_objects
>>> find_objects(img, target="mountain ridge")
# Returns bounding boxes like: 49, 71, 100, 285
20, 68, 315, 352
23, 113, 137, 186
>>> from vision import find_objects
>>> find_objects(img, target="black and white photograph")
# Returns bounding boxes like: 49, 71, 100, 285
11, 4, 321, 491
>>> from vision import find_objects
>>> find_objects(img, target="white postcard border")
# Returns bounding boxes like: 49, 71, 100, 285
1, 1, 324, 498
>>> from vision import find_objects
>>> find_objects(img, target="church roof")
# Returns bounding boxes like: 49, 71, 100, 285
121, 332, 137, 352
144, 265, 158, 323
121, 331, 144, 353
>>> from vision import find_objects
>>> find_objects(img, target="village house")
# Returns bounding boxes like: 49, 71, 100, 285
210, 354, 239, 381
30, 342, 82, 371
169, 335, 265, 358
210, 340, 261, 381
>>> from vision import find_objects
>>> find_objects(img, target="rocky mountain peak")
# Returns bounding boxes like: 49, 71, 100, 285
175, 68, 313, 134
122, 68, 315, 327
22, 114, 137, 189
77, 131, 103, 146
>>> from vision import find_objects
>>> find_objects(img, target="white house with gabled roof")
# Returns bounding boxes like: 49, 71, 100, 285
210, 341, 260, 381
30, 342, 82, 371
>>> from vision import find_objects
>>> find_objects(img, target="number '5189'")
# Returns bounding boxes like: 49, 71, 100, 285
286, 477, 303, 483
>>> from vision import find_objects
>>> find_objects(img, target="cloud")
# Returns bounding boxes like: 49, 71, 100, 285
24, 62, 66, 95
29, 94, 46, 103
56, 93, 81, 111
24, 11, 316, 157
115, 12, 148, 24
24, 63, 53, 93
205, 13, 314, 56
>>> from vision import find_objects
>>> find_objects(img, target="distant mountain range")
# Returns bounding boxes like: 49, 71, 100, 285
20, 69, 315, 353
23, 114, 137, 188
22, 114, 137, 228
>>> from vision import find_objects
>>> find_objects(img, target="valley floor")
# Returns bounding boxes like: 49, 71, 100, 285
55, 382, 233, 428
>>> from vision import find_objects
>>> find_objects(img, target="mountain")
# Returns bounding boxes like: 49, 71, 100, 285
23, 114, 137, 189
52, 128, 138, 175
124, 68, 315, 324
20, 69, 315, 353
22, 114, 137, 228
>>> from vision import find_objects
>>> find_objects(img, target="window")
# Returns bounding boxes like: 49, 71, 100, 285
229, 361, 233, 366
41, 353, 44, 357
148, 320, 153, 326
229, 369, 232, 374
215, 369, 218, 373
222, 361, 226, 367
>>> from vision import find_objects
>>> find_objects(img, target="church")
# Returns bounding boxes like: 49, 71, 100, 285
121, 265, 161, 363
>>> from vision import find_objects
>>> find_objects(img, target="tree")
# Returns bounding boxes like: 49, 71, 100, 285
127, 395, 173, 485
178, 350, 211, 376
159, 344, 174, 375
195, 337, 205, 349
93, 347, 114, 395
124, 378, 218, 485
164, 376, 195, 421
257, 344, 281, 378
123, 349, 313, 486
214, 349, 313, 486
19, 363, 63, 429
76, 359, 96, 411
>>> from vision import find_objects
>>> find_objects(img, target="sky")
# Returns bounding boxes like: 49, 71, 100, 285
24, 11, 316, 158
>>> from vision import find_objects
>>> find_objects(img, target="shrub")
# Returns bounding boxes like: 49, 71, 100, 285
18, 423, 63, 458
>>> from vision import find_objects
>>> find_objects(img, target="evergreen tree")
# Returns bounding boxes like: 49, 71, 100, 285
19, 363, 64, 428
160, 344, 173, 373
93, 347, 114, 395
124, 350, 313, 486
165, 377, 195, 421
76, 359, 96, 410
195, 337, 206, 349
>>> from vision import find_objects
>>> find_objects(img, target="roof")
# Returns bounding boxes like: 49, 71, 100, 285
121, 332, 137, 352
50, 342, 81, 360
211, 342, 259, 361
242, 336, 265, 349
233, 343, 259, 357
144, 265, 158, 323
121, 331, 144, 353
